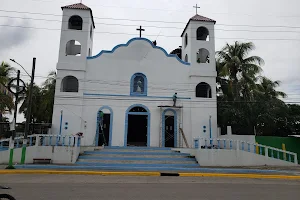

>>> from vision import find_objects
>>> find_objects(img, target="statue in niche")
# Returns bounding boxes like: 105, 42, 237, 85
134, 77, 144, 93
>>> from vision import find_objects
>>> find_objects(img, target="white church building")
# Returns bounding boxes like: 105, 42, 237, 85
51, 3, 218, 147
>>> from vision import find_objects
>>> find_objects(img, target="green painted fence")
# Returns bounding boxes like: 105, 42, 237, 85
255, 136, 300, 164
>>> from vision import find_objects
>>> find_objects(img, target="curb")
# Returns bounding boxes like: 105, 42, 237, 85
178, 173, 300, 179
0, 170, 160, 176
1, 170, 300, 179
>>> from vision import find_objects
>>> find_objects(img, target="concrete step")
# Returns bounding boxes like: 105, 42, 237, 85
79, 156, 194, 161
77, 158, 196, 164
75, 162, 200, 168
105, 147, 172, 150
15, 164, 204, 171
80, 153, 192, 158
98, 149, 174, 153
98, 147, 175, 153
83, 151, 188, 156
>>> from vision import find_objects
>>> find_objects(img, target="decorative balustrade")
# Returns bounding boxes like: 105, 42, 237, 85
0, 134, 82, 149
193, 137, 298, 165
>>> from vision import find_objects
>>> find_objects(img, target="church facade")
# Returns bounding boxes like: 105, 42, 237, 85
51, 3, 218, 147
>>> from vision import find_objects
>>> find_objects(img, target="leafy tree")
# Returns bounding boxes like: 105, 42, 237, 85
19, 71, 56, 123
0, 62, 15, 122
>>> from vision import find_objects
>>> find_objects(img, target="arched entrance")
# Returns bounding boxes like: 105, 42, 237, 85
162, 109, 177, 147
96, 106, 113, 146
125, 104, 150, 147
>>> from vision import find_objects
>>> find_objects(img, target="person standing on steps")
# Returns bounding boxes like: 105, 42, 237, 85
173, 92, 177, 107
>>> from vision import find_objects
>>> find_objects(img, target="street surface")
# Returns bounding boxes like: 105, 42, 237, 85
0, 174, 300, 200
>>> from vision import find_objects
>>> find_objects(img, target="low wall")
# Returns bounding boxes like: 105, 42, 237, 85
0, 146, 80, 164
194, 149, 296, 167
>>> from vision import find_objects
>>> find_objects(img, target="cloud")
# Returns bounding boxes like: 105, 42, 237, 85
0, 19, 32, 54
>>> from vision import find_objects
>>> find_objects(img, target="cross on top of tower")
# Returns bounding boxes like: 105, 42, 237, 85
193, 4, 200, 14
136, 26, 145, 38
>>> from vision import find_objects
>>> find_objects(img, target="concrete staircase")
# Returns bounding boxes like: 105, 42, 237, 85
75, 147, 200, 171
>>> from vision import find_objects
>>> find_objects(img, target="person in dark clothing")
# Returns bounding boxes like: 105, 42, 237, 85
173, 93, 177, 107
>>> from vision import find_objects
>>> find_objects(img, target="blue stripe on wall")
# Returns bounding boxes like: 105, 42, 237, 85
83, 93, 191, 100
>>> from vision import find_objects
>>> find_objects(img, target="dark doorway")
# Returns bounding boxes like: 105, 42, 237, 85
127, 115, 147, 146
98, 114, 110, 146
165, 116, 175, 147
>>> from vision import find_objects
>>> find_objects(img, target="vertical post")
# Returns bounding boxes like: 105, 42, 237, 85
21, 57, 36, 164
59, 110, 63, 136
265, 147, 269, 158
282, 143, 286, 160
35, 135, 40, 146
209, 116, 212, 145
7, 70, 20, 169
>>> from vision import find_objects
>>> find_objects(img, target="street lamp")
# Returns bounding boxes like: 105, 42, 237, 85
9, 58, 36, 164
9, 59, 31, 78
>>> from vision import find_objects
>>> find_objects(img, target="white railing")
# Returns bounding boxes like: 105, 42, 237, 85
0, 134, 82, 149
193, 137, 298, 165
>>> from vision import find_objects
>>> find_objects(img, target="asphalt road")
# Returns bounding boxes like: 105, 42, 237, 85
0, 175, 300, 200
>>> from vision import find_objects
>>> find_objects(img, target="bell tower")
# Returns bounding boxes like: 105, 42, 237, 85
181, 13, 216, 73
58, 3, 95, 63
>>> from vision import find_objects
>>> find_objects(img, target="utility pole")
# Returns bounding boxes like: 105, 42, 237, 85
21, 58, 36, 164
7, 70, 22, 169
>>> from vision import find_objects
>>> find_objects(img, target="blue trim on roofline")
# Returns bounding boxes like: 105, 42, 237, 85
130, 72, 148, 96
86, 37, 190, 66
124, 104, 151, 147
95, 106, 113, 146
162, 108, 178, 148
83, 93, 191, 100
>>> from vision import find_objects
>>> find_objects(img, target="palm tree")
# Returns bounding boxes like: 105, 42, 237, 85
0, 62, 15, 122
0, 61, 15, 85
217, 42, 264, 100
40, 71, 56, 122
256, 77, 286, 99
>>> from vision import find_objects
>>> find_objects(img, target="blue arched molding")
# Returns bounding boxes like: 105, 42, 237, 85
95, 106, 113, 146
130, 72, 148, 96
124, 104, 151, 147
87, 37, 190, 66
162, 108, 177, 147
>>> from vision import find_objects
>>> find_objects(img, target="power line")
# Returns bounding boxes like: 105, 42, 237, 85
1, 9, 300, 29
2, 15, 300, 33
1, 24, 300, 41
11, 1, 300, 19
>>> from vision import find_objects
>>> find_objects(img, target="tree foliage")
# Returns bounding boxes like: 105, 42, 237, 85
0, 62, 14, 122
170, 41, 300, 136
19, 71, 56, 123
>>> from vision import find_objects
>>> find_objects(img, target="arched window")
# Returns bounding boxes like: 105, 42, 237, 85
66, 40, 81, 56
196, 27, 209, 41
196, 48, 210, 63
129, 107, 147, 112
88, 48, 91, 56
196, 82, 212, 98
68, 15, 83, 30
184, 54, 188, 62
61, 76, 79, 92
130, 73, 147, 96
185, 33, 188, 47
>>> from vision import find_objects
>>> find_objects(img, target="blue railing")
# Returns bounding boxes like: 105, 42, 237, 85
193, 137, 298, 165
0, 134, 82, 149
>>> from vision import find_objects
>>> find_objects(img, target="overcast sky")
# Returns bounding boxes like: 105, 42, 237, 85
1, 0, 300, 121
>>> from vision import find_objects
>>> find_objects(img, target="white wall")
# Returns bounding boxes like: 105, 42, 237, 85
0, 146, 80, 164
195, 149, 297, 167
52, 37, 217, 147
